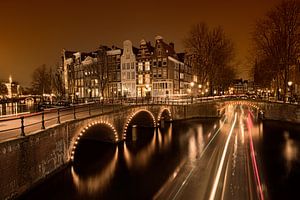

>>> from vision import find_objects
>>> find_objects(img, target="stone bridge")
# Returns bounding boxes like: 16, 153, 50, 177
0, 102, 219, 199
1, 100, 299, 199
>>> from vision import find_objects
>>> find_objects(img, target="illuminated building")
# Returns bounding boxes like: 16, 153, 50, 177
121, 40, 138, 98
136, 39, 154, 97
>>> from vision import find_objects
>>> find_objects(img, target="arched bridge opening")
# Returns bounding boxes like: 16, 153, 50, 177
157, 108, 172, 127
123, 109, 156, 142
71, 121, 119, 164
219, 101, 264, 119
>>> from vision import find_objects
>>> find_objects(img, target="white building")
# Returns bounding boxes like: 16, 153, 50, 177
121, 40, 137, 98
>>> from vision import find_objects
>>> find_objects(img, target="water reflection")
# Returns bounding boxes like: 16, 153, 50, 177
283, 131, 298, 175
21, 118, 220, 199
124, 130, 157, 168
71, 147, 119, 195
187, 125, 204, 160
124, 124, 174, 169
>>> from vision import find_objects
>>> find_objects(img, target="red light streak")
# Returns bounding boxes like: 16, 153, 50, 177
247, 113, 264, 200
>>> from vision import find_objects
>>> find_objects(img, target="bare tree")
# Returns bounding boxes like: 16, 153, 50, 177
184, 22, 235, 92
31, 64, 51, 96
251, 0, 300, 98
50, 64, 64, 99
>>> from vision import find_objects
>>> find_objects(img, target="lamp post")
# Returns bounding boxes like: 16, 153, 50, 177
288, 81, 293, 102
190, 82, 194, 103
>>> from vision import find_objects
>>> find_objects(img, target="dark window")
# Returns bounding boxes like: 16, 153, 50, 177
158, 61, 162, 67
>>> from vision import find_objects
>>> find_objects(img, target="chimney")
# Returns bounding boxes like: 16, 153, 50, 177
169, 42, 174, 50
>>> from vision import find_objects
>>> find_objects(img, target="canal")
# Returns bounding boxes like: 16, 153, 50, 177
19, 105, 300, 200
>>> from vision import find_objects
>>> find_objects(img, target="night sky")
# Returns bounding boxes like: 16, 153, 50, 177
0, 0, 281, 86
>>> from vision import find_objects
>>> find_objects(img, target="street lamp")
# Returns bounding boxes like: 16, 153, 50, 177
189, 82, 194, 103
288, 81, 293, 102
198, 84, 202, 89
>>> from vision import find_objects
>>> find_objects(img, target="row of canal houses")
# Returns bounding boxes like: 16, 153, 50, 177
62, 36, 195, 101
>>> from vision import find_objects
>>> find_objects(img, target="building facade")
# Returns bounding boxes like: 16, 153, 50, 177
107, 47, 122, 98
120, 40, 137, 98
61, 36, 194, 101
136, 39, 154, 97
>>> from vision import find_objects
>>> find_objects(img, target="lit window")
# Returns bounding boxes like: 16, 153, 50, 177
145, 74, 150, 84
122, 72, 126, 80
180, 73, 184, 79
127, 72, 130, 80
138, 75, 143, 84
145, 61, 150, 71
138, 62, 143, 71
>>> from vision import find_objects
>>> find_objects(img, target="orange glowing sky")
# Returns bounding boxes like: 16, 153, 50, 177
0, 0, 281, 86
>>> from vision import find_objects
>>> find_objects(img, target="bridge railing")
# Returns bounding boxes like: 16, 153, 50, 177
0, 96, 233, 140
0, 102, 128, 139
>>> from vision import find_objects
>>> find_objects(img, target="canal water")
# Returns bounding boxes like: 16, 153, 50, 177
19, 106, 300, 200
20, 118, 219, 200
253, 120, 300, 200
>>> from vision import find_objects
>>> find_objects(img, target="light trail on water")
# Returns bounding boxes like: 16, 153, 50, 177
247, 111, 264, 200
209, 112, 237, 200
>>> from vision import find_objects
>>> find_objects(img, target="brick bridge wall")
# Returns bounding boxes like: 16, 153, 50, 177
0, 102, 218, 199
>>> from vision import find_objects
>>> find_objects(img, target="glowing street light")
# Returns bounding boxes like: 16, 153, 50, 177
198, 84, 202, 89
288, 81, 293, 87
190, 82, 195, 87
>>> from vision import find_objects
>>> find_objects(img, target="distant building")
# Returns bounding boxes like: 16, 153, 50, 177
62, 49, 100, 101
152, 36, 177, 97
61, 36, 195, 101
107, 47, 122, 98
231, 79, 248, 94
120, 40, 138, 98
136, 39, 154, 97
4, 76, 20, 98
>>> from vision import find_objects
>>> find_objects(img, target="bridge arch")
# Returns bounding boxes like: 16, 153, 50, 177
220, 101, 262, 111
157, 107, 172, 126
70, 121, 119, 161
123, 109, 156, 140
